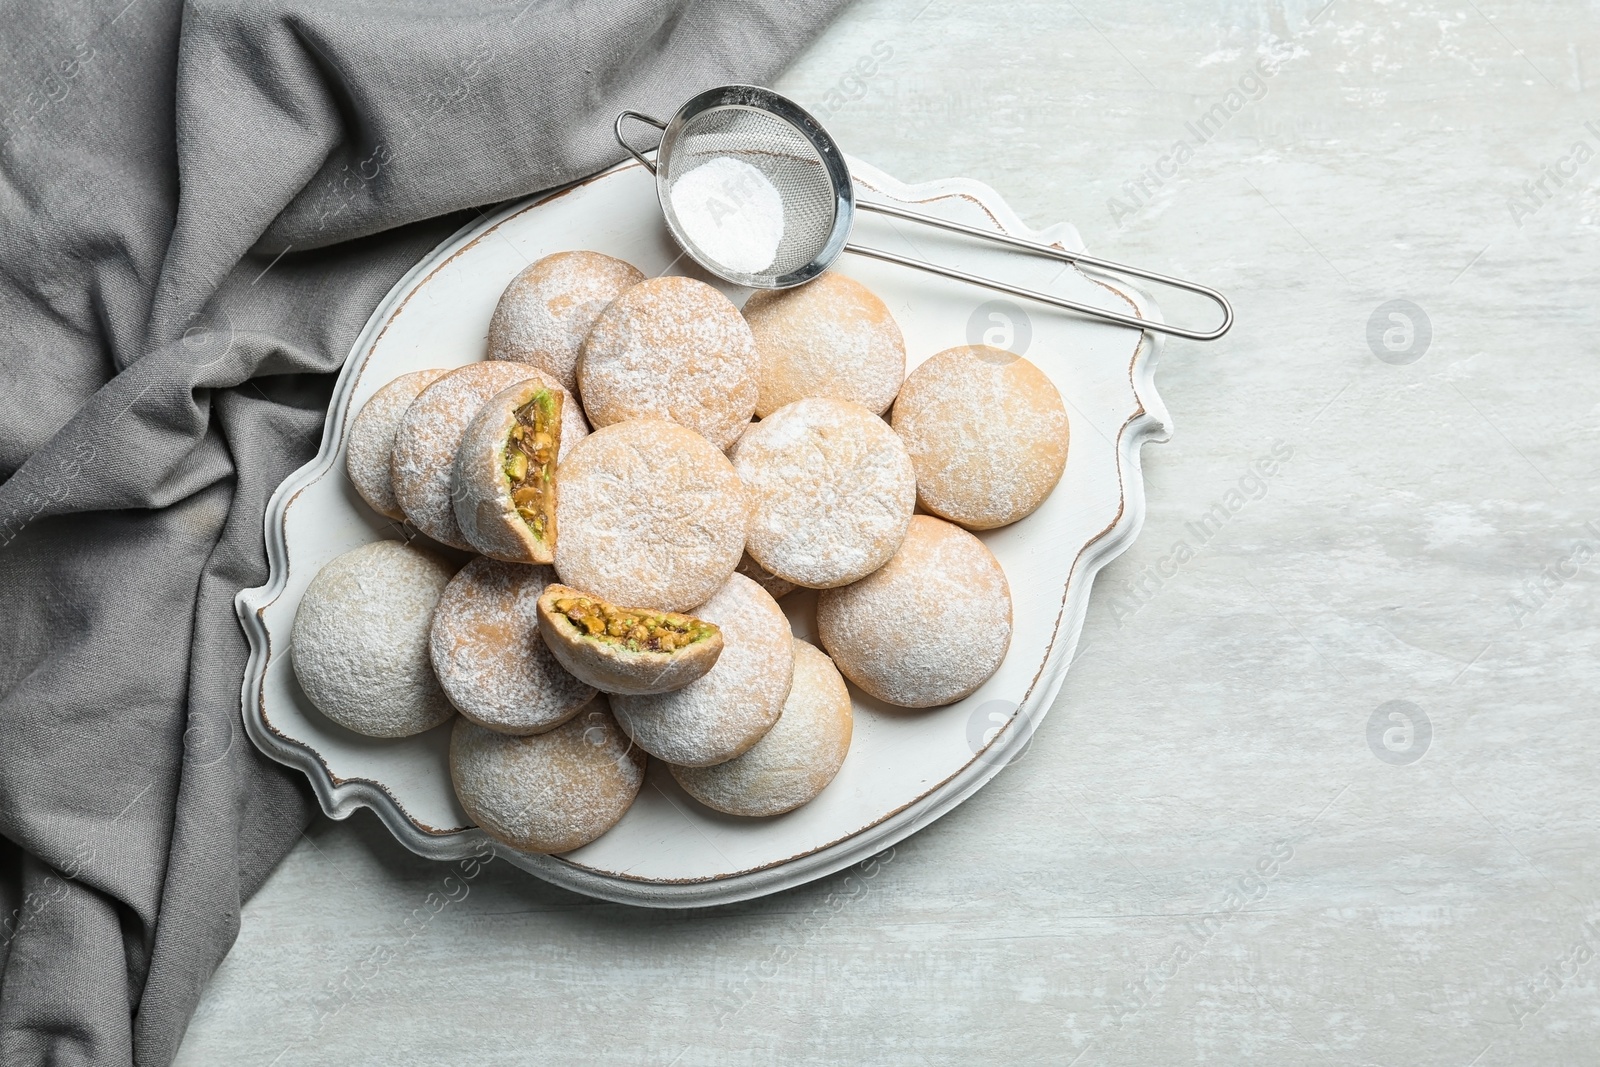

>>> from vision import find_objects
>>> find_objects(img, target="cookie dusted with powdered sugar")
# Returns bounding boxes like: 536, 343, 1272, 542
818, 516, 1012, 709
291, 540, 458, 738
345, 368, 449, 520
553, 419, 748, 613
610, 574, 794, 767
449, 697, 645, 854
742, 272, 905, 418
892, 345, 1069, 531
428, 558, 595, 735
577, 276, 758, 450
731, 397, 916, 589
671, 639, 852, 816
487, 251, 644, 394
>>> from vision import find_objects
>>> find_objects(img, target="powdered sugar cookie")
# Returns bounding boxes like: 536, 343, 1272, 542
577, 276, 758, 449
742, 272, 905, 417
671, 639, 852, 816
452, 377, 587, 564
391, 361, 547, 548
731, 397, 916, 589
554, 419, 748, 613
818, 516, 1012, 708
345, 368, 449, 519
487, 251, 644, 394
428, 558, 595, 735
892, 345, 1069, 530
449, 698, 645, 854
611, 574, 794, 767
291, 540, 457, 738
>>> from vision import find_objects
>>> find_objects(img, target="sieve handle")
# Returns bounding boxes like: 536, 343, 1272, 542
850, 200, 1233, 342
614, 111, 667, 175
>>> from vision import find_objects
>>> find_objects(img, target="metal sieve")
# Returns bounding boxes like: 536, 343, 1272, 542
615, 84, 1233, 342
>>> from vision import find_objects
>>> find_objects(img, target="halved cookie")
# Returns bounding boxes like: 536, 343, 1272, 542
536, 583, 723, 696
610, 573, 794, 767
453, 379, 565, 564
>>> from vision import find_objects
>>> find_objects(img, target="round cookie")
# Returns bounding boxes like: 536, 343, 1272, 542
487, 251, 644, 394
291, 540, 457, 737
742, 272, 906, 417
891, 345, 1069, 530
818, 516, 1012, 709
731, 397, 916, 589
429, 558, 596, 735
672, 639, 853, 817
449, 698, 646, 854
452, 377, 587, 564
345, 368, 449, 519
554, 419, 748, 613
391, 361, 548, 549
577, 276, 758, 449
611, 574, 794, 767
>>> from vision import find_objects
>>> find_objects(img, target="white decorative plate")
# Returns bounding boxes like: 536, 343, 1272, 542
235, 156, 1168, 907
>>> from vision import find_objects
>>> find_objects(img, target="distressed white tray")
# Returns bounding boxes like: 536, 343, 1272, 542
235, 156, 1168, 907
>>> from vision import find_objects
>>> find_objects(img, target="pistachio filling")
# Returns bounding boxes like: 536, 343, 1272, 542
553, 595, 717, 654
503, 390, 560, 542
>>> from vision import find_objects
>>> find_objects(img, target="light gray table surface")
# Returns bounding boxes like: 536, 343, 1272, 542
176, 1, 1600, 1063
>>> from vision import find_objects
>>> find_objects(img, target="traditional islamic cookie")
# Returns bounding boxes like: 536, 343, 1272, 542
391, 361, 546, 548
611, 574, 794, 767
451, 377, 585, 564
577, 276, 758, 449
554, 419, 748, 612
672, 639, 853, 817
487, 251, 644, 394
537, 584, 723, 696
891, 345, 1069, 530
736, 552, 795, 601
731, 397, 916, 589
291, 540, 457, 737
345, 368, 449, 519
742, 272, 906, 417
449, 698, 646, 854
818, 516, 1012, 708
428, 558, 596, 735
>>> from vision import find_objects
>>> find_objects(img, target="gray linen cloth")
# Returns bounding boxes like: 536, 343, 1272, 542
0, 1, 846, 1062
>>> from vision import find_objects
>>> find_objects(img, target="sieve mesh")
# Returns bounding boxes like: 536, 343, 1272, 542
660, 106, 838, 285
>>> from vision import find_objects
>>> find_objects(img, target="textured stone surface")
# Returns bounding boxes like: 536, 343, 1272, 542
176, 2, 1600, 1063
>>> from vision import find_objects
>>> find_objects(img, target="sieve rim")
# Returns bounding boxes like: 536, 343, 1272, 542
653, 84, 854, 289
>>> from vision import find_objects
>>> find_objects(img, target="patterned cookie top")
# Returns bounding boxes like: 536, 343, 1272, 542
577, 276, 758, 450
429, 557, 595, 734
743, 272, 905, 418
892, 345, 1068, 531
671, 639, 852, 816
610, 573, 794, 768
731, 397, 916, 589
554, 419, 748, 613
817, 516, 1012, 709
487, 251, 644, 394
